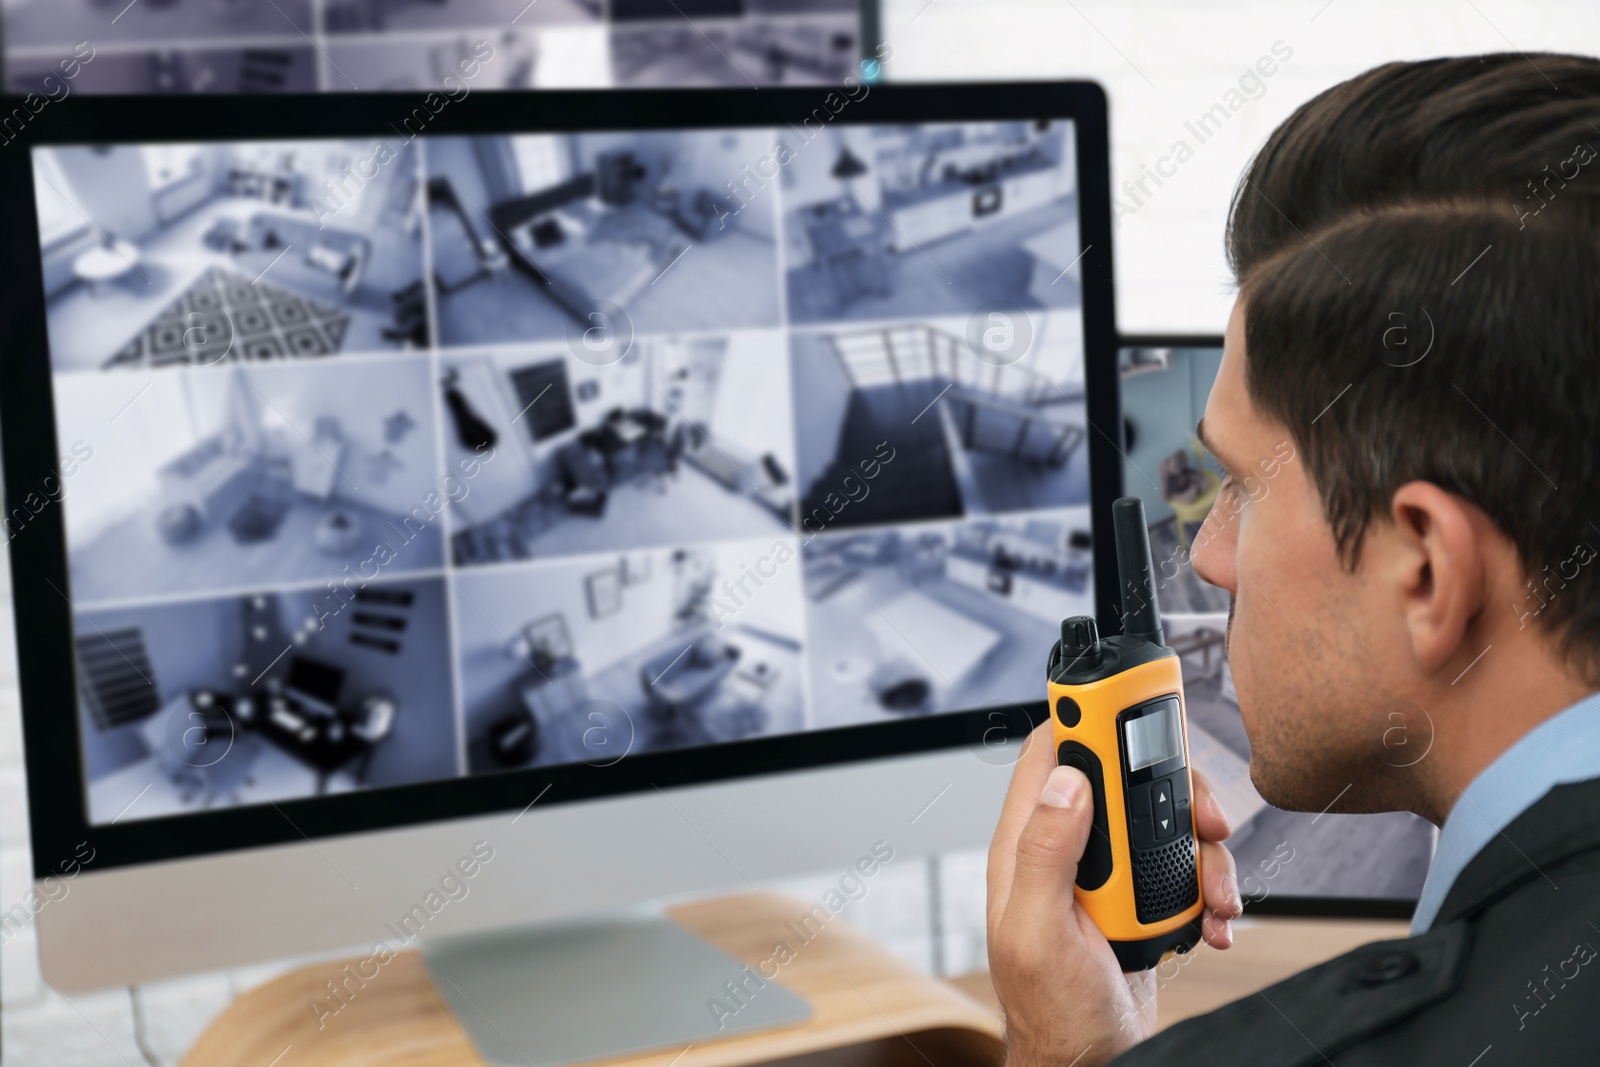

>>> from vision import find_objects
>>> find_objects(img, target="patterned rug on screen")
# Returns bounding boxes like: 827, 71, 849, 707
104, 266, 350, 369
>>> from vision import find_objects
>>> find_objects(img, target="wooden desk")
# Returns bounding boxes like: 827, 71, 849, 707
183, 893, 1004, 1067
183, 897, 1406, 1066
948, 916, 1410, 1031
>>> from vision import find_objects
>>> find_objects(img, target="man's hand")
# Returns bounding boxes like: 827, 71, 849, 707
987, 720, 1242, 1067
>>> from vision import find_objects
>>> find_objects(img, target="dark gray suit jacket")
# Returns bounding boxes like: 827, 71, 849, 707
1113, 778, 1600, 1065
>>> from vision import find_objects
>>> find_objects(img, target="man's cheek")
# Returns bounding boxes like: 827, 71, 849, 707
1228, 646, 1276, 767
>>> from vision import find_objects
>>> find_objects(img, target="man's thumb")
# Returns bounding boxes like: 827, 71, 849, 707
1006, 765, 1096, 934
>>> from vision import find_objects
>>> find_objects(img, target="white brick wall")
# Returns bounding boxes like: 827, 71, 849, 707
880, 0, 1600, 332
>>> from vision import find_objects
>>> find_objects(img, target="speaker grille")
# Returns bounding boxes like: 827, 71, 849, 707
1133, 836, 1199, 924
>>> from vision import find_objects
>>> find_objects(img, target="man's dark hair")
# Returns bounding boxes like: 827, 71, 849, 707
1226, 53, 1600, 679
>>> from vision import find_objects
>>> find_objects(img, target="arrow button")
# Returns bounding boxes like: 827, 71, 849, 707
1152, 778, 1176, 840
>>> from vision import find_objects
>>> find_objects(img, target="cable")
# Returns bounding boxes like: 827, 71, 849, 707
128, 985, 163, 1067
926, 854, 946, 977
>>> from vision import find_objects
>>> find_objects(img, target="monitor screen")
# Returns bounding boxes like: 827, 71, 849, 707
285, 656, 346, 706
23, 101, 1102, 835
1119, 337, 1434, 913
2, 0, 876, 95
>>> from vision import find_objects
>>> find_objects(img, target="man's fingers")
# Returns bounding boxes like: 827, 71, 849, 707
1190, 768, 1232, 843
1000, 765, 1096, 954
1191, 765, 1238, 950
1201, 903, 1235, 950
991, 730, 1236, 954
1199, 838, 1240, 949
988, 719, 1060, 933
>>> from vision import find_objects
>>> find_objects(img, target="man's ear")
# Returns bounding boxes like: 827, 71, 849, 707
1387, 481, 1487, 670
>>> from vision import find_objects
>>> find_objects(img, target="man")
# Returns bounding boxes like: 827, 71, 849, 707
988, 53, 1600, 1065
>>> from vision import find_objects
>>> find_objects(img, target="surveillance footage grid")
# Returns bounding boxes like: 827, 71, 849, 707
35, 119, 1098, 826
1, 0, 866, 95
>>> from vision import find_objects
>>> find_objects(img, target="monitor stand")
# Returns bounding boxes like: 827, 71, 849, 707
421, 910, 811, 1067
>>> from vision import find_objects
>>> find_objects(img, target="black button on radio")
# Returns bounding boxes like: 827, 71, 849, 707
1057, 741, 1113, 891
1127, 781, 1156, 850
1152, 778, 1176, 840
1055, 695, 1081, 728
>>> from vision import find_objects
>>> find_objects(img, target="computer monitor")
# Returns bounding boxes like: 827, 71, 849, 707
284, 655, 347, 715
1119, 335, 1435, 917
0, 83, 1120, 999
1, 0, 881, 94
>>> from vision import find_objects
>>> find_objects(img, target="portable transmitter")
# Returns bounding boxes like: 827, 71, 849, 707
1048, 495, 1204, 971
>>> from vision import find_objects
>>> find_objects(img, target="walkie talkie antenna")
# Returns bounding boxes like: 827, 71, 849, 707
1112, 496, 1164, 646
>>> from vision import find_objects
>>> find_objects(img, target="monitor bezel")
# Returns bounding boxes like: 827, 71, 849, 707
0, 83, 1124, 878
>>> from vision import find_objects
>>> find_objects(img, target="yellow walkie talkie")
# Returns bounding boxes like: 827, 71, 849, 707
1048, 496, 1204, 971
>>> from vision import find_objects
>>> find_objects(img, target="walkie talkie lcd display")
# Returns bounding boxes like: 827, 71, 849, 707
1048, 496, 1204, 971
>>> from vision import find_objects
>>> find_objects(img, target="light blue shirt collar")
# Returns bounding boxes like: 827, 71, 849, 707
1411, 690, 1600, 933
